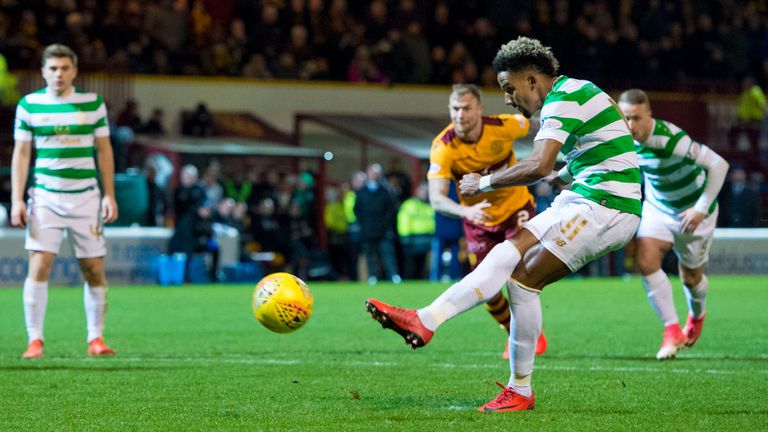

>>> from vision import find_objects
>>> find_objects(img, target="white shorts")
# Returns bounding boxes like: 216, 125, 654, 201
26, 187, 107, 259
524, 190, 640, 272
636, 202, 717, 268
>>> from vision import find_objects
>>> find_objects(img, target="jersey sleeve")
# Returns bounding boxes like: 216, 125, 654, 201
533, 103, 572, 145
500, 114, 530, 140
427, 138, 454, 180
93, 97, 110, 138
663, 123, 698, 160
13, 98, 32, 142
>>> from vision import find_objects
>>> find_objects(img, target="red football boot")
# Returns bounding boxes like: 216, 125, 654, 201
682, 313, 706, 348
87, 338, 117, 356
477, 382, 535, 412
22, 339, 44, 359
365, 299, 433, 348
656, 324, 686, 360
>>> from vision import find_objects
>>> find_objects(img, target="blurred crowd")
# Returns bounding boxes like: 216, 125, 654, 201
143, 157, 322, 282
148, 154, 765, 283
2, 0, 768, 89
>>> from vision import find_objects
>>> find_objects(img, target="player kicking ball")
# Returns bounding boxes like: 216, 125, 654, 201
427, 84, 547, 358
366, 36, 642, 412
618, 89, 728, 360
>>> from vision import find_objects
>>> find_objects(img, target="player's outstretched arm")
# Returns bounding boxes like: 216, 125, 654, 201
10, 139, 32, 228
95, 136, 119, 223
460, 138, 562, 197
428, 178, 490, 224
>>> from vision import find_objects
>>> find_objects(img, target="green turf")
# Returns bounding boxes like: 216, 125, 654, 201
0, 276, 766, 431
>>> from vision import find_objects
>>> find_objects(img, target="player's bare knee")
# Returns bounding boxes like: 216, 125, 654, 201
28, 267, 52, 282
80, 266, 103, 286
28, 256, 54, 281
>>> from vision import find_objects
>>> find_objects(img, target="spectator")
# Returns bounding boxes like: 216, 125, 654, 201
343, 171, 367, 281
293, 171, 316, 224
224, 171, 253, 204
729, 76, 767, 154
251, 169, 279, 204
192, 200, 217, 281
251, 197, 289, 264
186, 102, 213, 137
324, 186, 349, 280
0, 52, 20, 105
354, 163, 401, 285
168, 164, 207, 281
141, 107, 166, 135
213, 197, 243, 232
242, 53, 273, 79
286, 200, 314, 281
116, 99, 142, 131
201, 163, 223, 206
347, 45, 387, 83
385, 158, 410, 204
397, 181, 435, 280
719, 166, 762, 227
402, 21, 431, 83
144, 164, 167, 227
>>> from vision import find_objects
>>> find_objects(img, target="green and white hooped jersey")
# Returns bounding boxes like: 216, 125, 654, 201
636, 119, 715, 216
14, 87, 109, 193
535, 76, 642, 215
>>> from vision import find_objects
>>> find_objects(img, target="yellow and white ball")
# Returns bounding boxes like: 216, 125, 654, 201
252, 272, 314, 333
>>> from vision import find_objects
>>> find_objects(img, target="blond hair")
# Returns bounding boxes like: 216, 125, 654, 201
451, 84, 483, 104
617, 88, 650, 106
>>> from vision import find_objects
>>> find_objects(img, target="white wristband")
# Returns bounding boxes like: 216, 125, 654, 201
479, 175, 494, 192
557, 166, 573, 183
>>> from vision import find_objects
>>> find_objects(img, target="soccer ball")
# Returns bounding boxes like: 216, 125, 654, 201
252, 272, 314, 333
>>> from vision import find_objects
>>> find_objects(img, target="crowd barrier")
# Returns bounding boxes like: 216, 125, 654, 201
0, 227, 764, 286
0, 227, 240, 286
707, 228, 768, 274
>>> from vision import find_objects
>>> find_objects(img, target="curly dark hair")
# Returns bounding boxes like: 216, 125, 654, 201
492, 37, 559, 77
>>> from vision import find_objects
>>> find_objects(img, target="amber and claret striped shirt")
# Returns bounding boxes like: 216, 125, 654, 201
428, 114, 534, 226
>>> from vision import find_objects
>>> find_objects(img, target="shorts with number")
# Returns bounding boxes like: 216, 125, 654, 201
523, 190, 640, 272
636, 202, 717, 268
25, 187, 106, 258
463, 200, 535, 268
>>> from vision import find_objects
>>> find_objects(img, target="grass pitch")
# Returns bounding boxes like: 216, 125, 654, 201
0, 276, 766, 431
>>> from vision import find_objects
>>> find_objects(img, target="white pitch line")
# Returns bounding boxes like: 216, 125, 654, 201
16, 355, 766, 376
